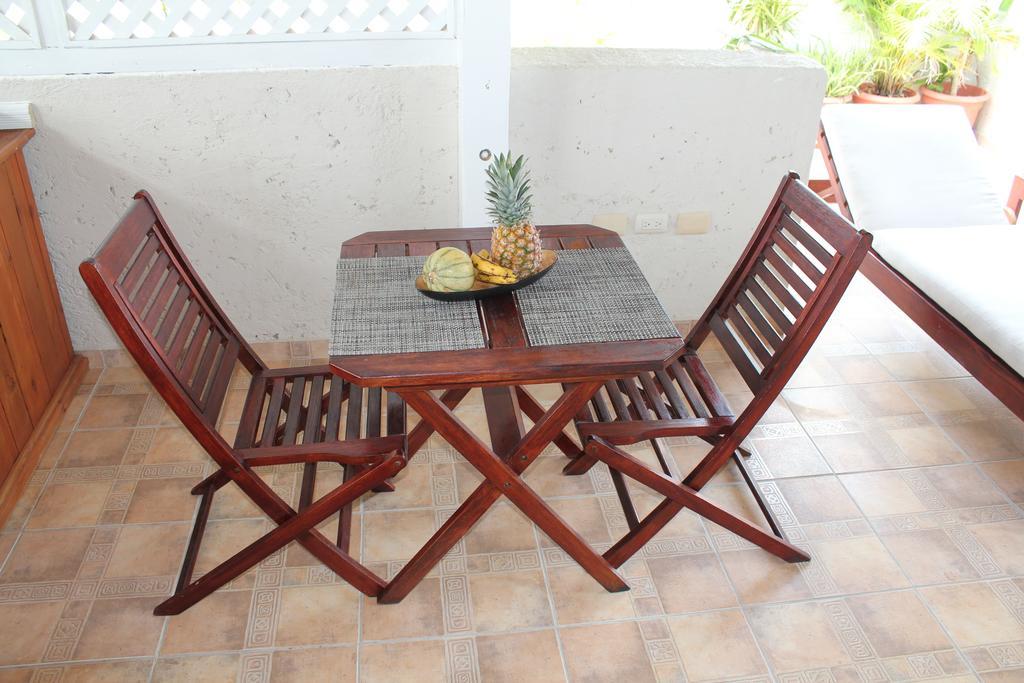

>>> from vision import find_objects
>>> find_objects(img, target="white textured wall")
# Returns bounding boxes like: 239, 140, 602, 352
3, 49, 824, 350
511, 48, 825, 320
977, 1, 1024, 189
1, 66, 459, 349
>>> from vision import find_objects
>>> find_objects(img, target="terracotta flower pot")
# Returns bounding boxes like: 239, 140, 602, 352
852, 85, 922, 104
920, 83, 991, 127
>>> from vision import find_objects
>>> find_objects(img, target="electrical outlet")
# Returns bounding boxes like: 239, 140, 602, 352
676, 211, 712, 235
635, 213, 669, 234
592, 213, 629, 234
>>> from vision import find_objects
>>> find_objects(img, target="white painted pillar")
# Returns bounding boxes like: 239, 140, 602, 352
457, 0, 511, 227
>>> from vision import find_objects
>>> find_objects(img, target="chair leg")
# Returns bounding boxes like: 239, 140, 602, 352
156, 454, 403, 615
587, 439, 809, 566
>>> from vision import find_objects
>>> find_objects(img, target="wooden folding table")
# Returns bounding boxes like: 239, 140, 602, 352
329, 225, 684, 603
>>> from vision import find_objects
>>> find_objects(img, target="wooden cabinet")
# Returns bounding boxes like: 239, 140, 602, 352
0, 129, 85, 523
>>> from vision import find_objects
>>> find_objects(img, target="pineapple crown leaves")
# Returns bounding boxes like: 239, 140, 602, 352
485, 151, 534, 226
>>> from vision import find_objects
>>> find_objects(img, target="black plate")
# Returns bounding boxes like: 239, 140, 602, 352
416, 250, 558, 302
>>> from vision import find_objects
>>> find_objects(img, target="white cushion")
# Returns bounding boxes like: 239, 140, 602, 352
871, 225, 1024, 376
821, 105, 1008, 230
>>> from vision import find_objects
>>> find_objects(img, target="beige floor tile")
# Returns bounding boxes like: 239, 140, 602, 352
880, 529, 979, 584
846, 590, 952, 657
0, 527, 92, 583
925, 464, 1008, 509
921, 582, 1024, 647
776, 476, 863, 524
362, 462, 433, 510
812, 431, 895, 473
943, 419, 1024, 462
719, 548, 812, 604
360, 640, 446, 682
548, 564, 635, 624
59, 429, 132, 468
747, 601, 853, 672
525, 453, 595, 496
194, 518, 266, 576
78, 393, 147, 429
152, 654, 240, 683
903, 379, 980, 414
840, 471, 929, 517
106, 522, 190, 577
749, 435, 830, 478
646, 553, 737, 614
0, 601, 64, 665
27, 480, 112, 529
161, 589, 252, 653
74, 596, 164, 659
469, 570, 551, 632
275, 584, 359, 646
560, 621, 656, 683
462, 503, 537, 555
145, 426, 207, 463
361, 577, 444, 639
887, 423, 966, 467
971, 520, 1024, 575
208, 481, 264, 520
476, 629, 565, 682
812, 535, 909, 593
362, 508, 436, 562
538, 497, 610, 547
271, 647, 355, 682
874, 350, 964, 381
668, 609, 767, 681
125, 477, 199, 523
979, 459, 1024, 503
61, 660, 154, 682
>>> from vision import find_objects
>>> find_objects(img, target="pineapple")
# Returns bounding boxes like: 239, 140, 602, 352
485, 152, 543, 277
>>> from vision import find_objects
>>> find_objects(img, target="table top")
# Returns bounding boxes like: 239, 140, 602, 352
328, 225, 684, 389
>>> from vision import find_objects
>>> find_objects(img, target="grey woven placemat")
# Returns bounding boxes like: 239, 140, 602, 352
516, 247, 680, 346
330, 256, 486, 356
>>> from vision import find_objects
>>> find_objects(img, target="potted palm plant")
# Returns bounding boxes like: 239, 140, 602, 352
726, 0, 800, 51
920, 0, 1018, 125
843, 0, 931, 103
805, 43, 876, 103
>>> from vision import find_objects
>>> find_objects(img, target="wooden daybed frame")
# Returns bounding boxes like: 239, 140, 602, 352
816, 124, 1024, 421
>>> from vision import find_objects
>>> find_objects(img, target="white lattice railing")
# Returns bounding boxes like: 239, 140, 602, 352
0, 0, 38, 43
1, 0, 449, 45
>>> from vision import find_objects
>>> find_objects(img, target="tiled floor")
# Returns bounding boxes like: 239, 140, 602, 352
2, 275, 1024, 682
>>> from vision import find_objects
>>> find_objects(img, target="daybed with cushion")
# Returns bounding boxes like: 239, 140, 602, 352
817, 104, 1024, 420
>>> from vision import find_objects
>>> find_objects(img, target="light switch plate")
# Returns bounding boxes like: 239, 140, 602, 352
635, 213, 669, 234
676, 211, 712, 235
0, 102, 32, 130
592, 213, 629, 234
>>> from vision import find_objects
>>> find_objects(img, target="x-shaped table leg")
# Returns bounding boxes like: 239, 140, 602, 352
379, 381, 627, 604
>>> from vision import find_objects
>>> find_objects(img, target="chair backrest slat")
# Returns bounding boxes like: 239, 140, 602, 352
688, 173, 871, 403
80, 192, 264, 433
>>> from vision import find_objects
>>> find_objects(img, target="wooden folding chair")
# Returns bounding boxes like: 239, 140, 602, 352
563, 173, 872, 566
80, 191, 407, 615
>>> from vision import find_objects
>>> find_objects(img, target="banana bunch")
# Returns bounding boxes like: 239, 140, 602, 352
472, 250, 518, 285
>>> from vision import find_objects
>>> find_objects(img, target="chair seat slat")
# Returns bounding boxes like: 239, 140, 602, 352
281, 376, 306, 446
324, 377, 345, 441
346, 384, 364, 440
637, 372, 672, 421
366, 387, 382, 438
303, 375, 326, 444
682, 355, 735, 417
261, 377, 287, 447
654, 369, 690, 419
